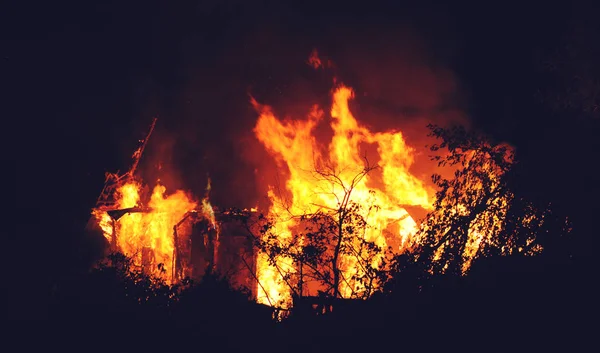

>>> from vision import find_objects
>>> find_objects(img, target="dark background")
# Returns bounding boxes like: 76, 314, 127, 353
4, 0, 598, 318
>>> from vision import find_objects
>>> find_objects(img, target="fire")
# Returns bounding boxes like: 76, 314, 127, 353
85, 53, 546, 313
93, 180, 198, 283
201, 177, 220, 267
252, 82, 435, 307
249, 51, 542, 308
89, 118, 225, 284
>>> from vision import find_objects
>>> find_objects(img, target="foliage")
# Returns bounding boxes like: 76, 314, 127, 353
411, 124, 570, 275
256, 200, 393, 301
240, 162, 392, 304
49, 252, 272, 324
48, 252, 175, 319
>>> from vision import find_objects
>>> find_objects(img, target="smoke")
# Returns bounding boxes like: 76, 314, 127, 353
123, 2, 468, 211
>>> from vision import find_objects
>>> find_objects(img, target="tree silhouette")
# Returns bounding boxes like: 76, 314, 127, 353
411, 124, 570, 275
245, 160, 392, 307
49, 252, 177, 319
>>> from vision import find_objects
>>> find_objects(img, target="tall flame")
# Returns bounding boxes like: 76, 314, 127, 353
252, 84, 435, 307
202, 177, 220, 267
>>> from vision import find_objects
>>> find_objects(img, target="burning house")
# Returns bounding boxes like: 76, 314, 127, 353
86, 118, 260, 295
85, 50, 545, 316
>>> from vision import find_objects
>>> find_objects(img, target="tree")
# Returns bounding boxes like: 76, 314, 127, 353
243, 160, 393, 308
409, 124, 570, 276
50, 252, 178, 319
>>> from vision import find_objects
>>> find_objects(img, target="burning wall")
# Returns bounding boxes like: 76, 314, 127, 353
87, 118, 248, 286
90, 180, 198, 283
89, 178, 261, 289
88, 148, 260, 293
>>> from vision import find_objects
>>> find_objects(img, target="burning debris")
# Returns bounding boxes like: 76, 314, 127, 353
88, 118, 222, 284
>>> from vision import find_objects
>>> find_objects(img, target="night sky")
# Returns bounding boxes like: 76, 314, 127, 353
6, 0, 599, 317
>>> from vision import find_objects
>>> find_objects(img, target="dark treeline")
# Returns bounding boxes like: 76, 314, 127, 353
44, 250, 588, 351
42, 123, 590, 351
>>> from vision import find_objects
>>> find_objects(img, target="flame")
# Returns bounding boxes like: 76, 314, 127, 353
201, 177, 220, 267
252, 83, 435, 307
92, 209, 113, 237
307, 49, 323, 69
249, 52, 537, 307
202, 178, 218, 230
419, 143, 544, 275
93, 180, 198, 283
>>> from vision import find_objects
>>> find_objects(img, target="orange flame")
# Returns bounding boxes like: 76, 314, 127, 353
202, 177, 220, 267
252, 83, 435, 307
93, 180, 198, 283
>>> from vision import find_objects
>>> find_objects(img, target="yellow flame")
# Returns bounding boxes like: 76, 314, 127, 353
201, 177, 220, 268
93, 181, 197, 283
252, 84, 435, 307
